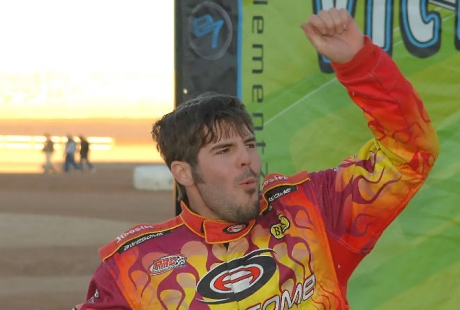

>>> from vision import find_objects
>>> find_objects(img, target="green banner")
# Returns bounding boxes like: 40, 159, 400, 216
175, 0, 459, 307
241, 1, 460, 309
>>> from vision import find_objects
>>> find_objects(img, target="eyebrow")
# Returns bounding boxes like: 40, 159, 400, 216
208, 136, 256, 153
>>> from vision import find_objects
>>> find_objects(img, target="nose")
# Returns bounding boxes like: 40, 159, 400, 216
238, 144, 252, 167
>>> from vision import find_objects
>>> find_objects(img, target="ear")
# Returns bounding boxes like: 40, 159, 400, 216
170, 161, 194, 187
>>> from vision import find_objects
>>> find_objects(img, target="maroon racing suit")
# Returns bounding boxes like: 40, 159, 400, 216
74, 37, 439, 310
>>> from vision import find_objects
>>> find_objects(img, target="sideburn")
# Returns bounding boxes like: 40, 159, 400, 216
191, 165, 205, 184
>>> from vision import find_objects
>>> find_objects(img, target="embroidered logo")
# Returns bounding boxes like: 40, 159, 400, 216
265, 185, 298, 202
115, 225, 154, 243
196, 249, 276, 304
223, 223, 248, 234
117, 231, 171, 254
270, 214, 290, 239
87, 288, 100, 304
262, 174, 289, 189
149, 254, 187, 276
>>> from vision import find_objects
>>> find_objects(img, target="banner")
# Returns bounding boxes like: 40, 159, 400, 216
175, 0, 239, 103
176, 1, 460, 309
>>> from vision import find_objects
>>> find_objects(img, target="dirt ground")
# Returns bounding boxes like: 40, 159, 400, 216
0, 166, 176, 310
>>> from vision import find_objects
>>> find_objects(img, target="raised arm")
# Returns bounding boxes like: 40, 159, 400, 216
303, 8, 439, 253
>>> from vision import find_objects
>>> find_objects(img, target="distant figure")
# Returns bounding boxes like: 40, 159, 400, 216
63, 134, 80, 172
42, 133, 56, 174
79, 135, 95, 172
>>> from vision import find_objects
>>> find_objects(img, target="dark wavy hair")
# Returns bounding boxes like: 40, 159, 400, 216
151, 93, 255, 200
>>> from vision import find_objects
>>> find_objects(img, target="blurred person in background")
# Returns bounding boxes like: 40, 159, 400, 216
79, 135, 95, 172
63, 134, 80, 172
41, 133, 56, 174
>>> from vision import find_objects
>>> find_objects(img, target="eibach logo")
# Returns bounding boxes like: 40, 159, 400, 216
196, 249, 276, 304
149, 254, 187, 276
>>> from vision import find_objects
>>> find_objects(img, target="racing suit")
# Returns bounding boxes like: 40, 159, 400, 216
74, 37, 439, 310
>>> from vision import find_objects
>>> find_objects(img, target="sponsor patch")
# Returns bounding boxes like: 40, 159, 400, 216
262, 174, 289, 189
117, 231, 171, 254
261, 204, 273, 216
196, 249, 276, 304
270, 214, 290, 239
264, 185, 298, 202
149, 254, 187, 276
87, 288, 100, 304
223, 223, 248, 234
115, 225, 155, 243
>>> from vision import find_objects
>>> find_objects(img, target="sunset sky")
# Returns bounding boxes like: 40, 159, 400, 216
0, 0, 174, 118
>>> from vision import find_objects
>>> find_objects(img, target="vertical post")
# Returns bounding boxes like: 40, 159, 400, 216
174, 0, 183, 215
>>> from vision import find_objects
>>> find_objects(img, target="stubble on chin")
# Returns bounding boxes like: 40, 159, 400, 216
229, 189, 260, 223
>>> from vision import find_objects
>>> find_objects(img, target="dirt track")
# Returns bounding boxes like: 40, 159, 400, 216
0, 166, 175, 310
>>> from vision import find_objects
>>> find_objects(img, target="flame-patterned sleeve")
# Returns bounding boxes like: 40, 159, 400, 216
310, 36, 439, 256
73, 262, 132, 310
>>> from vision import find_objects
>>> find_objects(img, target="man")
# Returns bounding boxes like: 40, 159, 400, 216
74, 8, 439, 309
64, 134, 80, 172
42, 133, 56, 173
79, 135, 95, 172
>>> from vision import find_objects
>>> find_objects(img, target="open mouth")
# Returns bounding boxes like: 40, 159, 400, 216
240, 178, 256, 185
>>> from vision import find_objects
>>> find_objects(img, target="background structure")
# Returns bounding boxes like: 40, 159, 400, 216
176, 1, 460, 309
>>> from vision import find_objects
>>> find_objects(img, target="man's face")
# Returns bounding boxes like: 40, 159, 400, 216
191, 125, 261, 223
